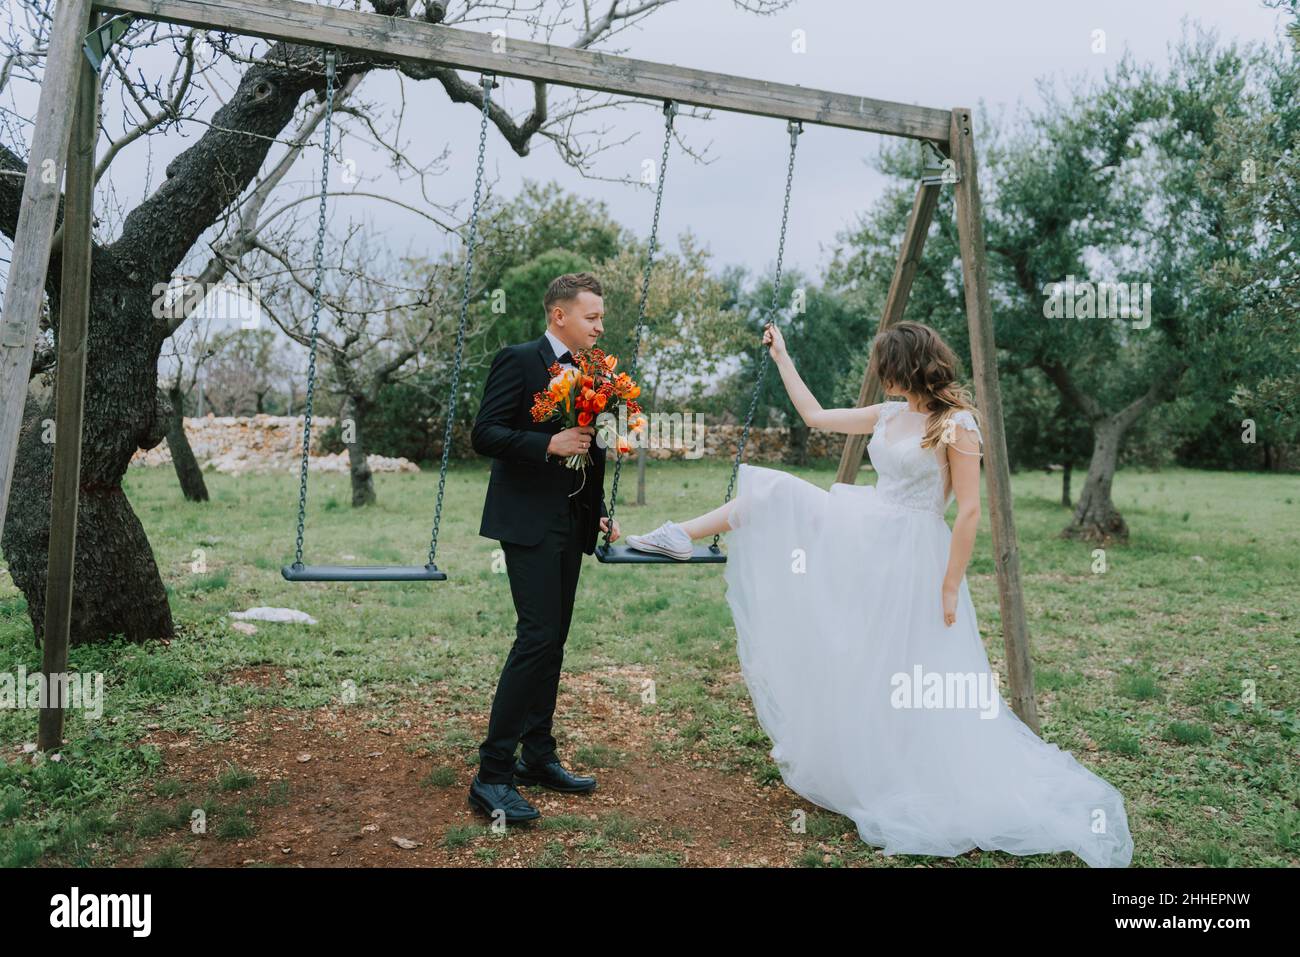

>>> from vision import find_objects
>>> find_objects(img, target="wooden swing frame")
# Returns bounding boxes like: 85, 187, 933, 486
0, 0, 1040, 747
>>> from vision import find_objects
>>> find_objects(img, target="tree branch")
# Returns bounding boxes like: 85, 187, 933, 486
1038, 359, 1104, 422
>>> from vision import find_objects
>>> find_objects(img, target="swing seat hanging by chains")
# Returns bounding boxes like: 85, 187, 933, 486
282, 53, 496, 582
595, 118, 803, 566
594, 101, 724, 565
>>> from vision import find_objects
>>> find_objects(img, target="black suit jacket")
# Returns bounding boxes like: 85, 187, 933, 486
472, 333, 609, 554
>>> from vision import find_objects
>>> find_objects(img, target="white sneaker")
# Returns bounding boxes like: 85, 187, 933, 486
626, 520, 694, 561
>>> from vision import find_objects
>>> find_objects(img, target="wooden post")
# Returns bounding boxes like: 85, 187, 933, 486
948, 108, 1039, 733
38, 22, 99, 753
0, 0, 96, 545
834, 181, 941, 485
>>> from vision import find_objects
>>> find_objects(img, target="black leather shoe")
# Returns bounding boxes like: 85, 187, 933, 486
468, 775, 541, 822
514, 758, 597, 794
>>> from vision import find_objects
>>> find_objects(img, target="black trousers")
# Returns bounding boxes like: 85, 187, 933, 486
478, 490, 584, 784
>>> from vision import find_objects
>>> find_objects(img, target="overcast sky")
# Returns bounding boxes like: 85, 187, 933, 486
1, 0, 1291, 304
415, 0, 1290, 280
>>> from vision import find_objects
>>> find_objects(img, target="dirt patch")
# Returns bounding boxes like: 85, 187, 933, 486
211, 664, 286, 689
118, 666, 839, 867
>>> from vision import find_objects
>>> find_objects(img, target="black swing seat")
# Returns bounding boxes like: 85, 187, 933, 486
281, 563, 447, 583
594, 543, 726, 564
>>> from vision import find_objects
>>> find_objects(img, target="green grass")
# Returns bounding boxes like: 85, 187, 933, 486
421, 766, 458, 788
1, 460, 1297, 867
217, 765, 256, 792
441, 825, 480, 850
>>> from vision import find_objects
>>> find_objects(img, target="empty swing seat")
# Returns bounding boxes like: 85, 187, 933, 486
594, 543, 726, 564
281, 563, 447, 583
276, 58, 490, 590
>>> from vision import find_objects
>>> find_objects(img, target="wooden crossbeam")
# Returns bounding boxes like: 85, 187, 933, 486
92, 0, 953, 143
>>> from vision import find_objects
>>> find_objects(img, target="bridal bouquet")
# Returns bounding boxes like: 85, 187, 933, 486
530, 347, 646, 471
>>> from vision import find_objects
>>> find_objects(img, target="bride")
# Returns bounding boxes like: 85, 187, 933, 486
625, 320, 1134, 868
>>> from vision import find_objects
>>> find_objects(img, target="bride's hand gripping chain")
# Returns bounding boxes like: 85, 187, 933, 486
764, 323, 882, 435
762, 320, 787, 359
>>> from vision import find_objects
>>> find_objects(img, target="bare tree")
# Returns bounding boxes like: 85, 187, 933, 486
258, 235, 475, 506
202, 326, 294, 416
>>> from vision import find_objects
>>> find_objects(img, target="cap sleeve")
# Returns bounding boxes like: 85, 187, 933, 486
873, 400, 903, 435
945, 409, 983, 456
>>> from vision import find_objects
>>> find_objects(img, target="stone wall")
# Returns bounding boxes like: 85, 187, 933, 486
128, 414, 851, 474
128, 414, 421, 476
633, 421, 846, 463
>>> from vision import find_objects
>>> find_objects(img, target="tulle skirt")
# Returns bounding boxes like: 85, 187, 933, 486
722, 463, 1133, 868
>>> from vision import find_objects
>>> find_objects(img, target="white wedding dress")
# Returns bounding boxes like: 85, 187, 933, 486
722, 402, 1134, 867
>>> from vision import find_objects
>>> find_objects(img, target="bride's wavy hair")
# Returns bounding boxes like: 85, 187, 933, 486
868, 321, 979, 450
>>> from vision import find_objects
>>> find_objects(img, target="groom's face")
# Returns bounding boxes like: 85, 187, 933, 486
551, 291, 605, 351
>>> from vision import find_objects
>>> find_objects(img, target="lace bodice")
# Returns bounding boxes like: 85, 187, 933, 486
867, 403, 983, 515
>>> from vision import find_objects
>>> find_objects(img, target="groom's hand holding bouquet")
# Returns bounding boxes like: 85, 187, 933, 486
530, 347, 647, 478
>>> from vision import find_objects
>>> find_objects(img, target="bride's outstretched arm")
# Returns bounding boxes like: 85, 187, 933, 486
763, 323, 882, 435
941, 423, 983, 627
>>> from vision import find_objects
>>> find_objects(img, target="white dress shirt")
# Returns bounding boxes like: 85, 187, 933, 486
542, 327, 586, 471
544, 327, 576, 371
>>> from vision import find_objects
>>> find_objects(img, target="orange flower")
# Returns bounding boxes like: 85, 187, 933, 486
617, 437, 632, 454
604, 354, 618, 371
549, 369, 579, 400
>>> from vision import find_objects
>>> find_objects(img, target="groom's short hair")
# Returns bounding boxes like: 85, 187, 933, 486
544, 272, 603, 316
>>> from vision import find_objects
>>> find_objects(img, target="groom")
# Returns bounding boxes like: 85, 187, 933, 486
468, 271, 620, 823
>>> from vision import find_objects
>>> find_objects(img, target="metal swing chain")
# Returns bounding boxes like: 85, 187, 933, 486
428, 73, 495, 568
711, 119, 802, 550
291, 49, 338, 570
602, 100, 677, 549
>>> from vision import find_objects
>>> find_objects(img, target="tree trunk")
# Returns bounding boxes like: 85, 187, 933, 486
344, 394, 376, 507
786, 419, 810, 467
638, 379, 658, 506
164, 384, 209, 503
1061, 461, 1072, 508
635, 444, 646, 506
1062, 420, 1128, 543
1, 262, 176, 645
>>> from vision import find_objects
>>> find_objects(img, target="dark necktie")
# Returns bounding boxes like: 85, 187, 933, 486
556, 350, 574, 365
